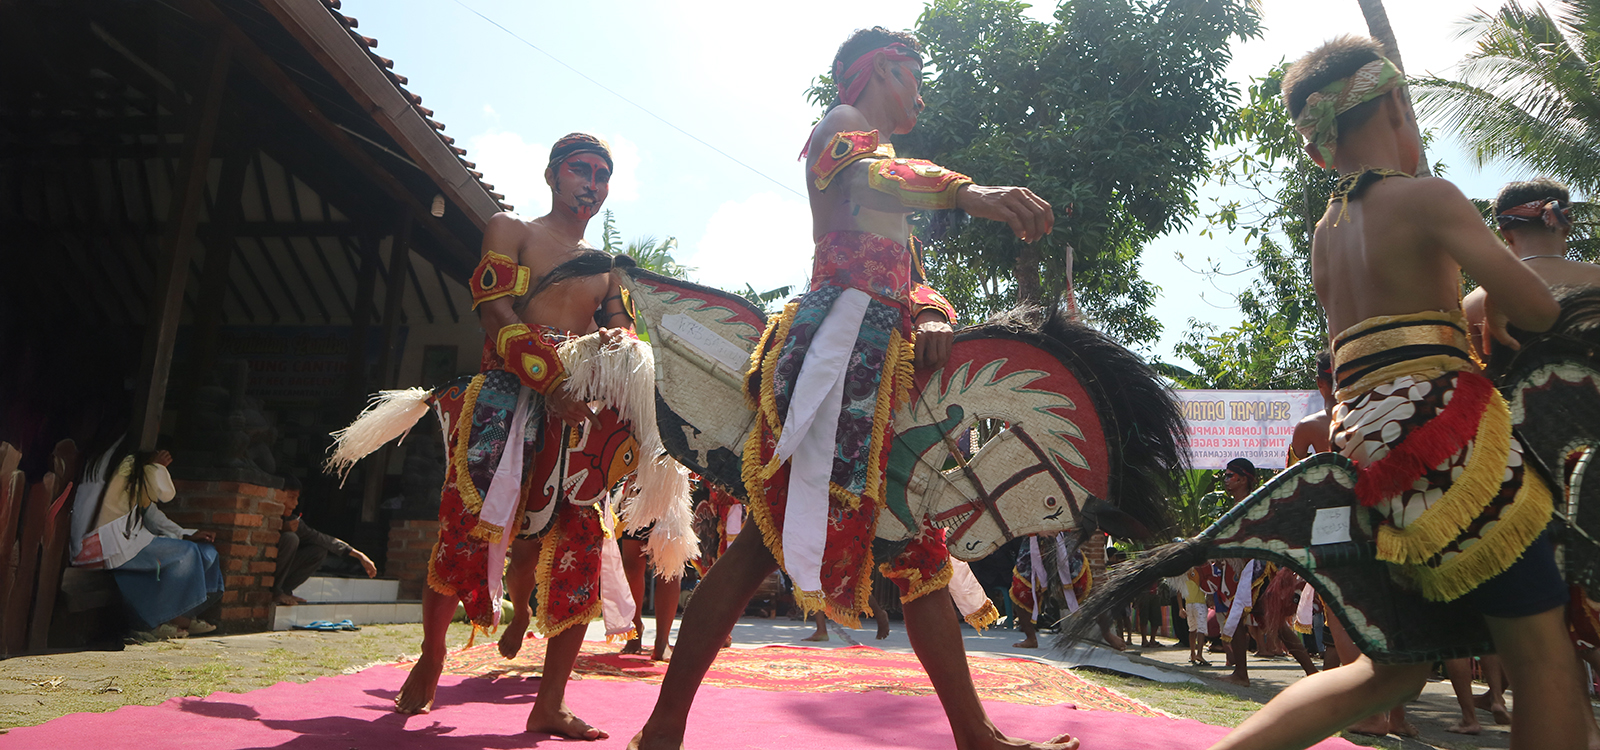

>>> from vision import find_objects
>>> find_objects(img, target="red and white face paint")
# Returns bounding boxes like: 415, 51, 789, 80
549, 152, 611, 221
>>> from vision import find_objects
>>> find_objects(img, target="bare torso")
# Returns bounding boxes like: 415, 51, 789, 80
806, 105, 912, 244
1311, 177, 1465, 338
1290, 411, 1331, 458
482, 212, 619, 337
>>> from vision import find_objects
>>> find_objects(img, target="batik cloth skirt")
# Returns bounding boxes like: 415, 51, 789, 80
1331, 311, 1554, 602
427, 358, 617, 634
741, 283, 949, 626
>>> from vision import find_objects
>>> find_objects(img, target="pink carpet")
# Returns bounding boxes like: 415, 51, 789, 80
2, 662, 1362, 749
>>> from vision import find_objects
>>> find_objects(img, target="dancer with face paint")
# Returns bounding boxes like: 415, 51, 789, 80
628, 26, 1065, 750
393, 133, 637, 742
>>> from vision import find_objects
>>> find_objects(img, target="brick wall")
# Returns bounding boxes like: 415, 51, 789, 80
385, 519, 439, 600
1084, 531, 1107, 593
167, 480, 287, 631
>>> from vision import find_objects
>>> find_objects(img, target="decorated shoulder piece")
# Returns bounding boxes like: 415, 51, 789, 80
910, 283, 958, 325
496, 323, 568, 394
470, 250, 531, 310
811, 130, 893, 191
868, 158, 972, 211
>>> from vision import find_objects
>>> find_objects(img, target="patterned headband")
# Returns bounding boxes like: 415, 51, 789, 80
1293, 57, 1404, 164
1497, 199, 1573, 232
834, 42, 922, 106
548, 133, 613, 173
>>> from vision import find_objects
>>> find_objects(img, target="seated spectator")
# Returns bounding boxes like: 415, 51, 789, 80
272, 477, 376, 605
71, 442, 223, 639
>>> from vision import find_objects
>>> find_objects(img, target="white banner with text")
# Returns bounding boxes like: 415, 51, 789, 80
1176, 389, 1323, 471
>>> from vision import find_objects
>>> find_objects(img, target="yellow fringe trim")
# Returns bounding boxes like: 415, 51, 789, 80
606, 628, 639, 644
746, 301, 798, 414
532, 504, 605, 636
964, 599, 1001, 631
1376, 391, 1513, 565
863, 330, 914, 509
425, 539, 458, 598
468, 520, 504, 543
1409, 468, 1554, 602
740, 425, 791, 575
882, 558, 954, 606
449, 375, 488, 517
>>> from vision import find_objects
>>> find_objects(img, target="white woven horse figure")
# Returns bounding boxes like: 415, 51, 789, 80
618, 262, 1186, 561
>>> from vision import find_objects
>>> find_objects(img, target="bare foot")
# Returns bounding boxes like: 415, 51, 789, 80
619, 638, 644, 656
394, 650, 444, 714
626, 729, 683, 750
983, 731, 1079, 749
273, 592, 303, 606
1345, 714, 1390, 737
1445, 720, 1481, 736
1391, 719, 1419, 738
498, 605, 532, 659
527, 703, 608, 740
721, 634, 733, 648
801, 632, 829, 642
877, 625, 890, 640
651, 644, 673, 662
1217, 674, 1251, 688
1013, 637, 1039, 648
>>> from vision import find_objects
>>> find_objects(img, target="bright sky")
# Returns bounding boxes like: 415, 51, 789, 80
346, 0, 1559, 365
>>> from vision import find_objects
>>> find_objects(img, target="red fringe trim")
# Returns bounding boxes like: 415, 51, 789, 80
1355, 371, 1492, 507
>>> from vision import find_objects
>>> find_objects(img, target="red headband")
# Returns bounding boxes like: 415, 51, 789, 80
1497, 199, 1572, 232
834, 43, 922, 106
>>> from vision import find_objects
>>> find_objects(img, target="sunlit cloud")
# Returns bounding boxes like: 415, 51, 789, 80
683, 192, 812, 296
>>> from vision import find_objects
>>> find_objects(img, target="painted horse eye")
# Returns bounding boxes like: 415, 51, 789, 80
1045, 496, 1058, 508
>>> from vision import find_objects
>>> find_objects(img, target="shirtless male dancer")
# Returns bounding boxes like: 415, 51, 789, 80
395, 133, 632, 741
630, 27, 1066, 750
1464, 177, 1600, 744
1207, 37, 1583, 750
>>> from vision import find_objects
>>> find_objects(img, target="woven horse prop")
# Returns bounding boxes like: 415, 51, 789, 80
1495, 286, 1600, 594
617, 261, 1187, 562
1064, 288, 1600, 661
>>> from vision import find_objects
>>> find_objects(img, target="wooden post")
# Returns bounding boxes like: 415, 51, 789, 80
130, 41, 232, 451
343, 233, 380, 408
184, 142, 253, 394
362, 213, 413, 522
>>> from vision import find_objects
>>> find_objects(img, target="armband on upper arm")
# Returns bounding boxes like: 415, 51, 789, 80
868, 159, 973, 210
470, 250, 531, 309
810, 130, 892, 191
911, 284, 958, 326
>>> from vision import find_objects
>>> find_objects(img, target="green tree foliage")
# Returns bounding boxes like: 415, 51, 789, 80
1411, 0, 1600, 261
808, 0, 1261, 344
1171, 67, 1332, 390
599, 210, 694, 279
1413, 1, 1600, 197
734, 283, 796, 312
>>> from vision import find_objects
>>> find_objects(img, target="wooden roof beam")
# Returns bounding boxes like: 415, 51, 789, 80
175, 0, 476, 269
257, 0, 503, 227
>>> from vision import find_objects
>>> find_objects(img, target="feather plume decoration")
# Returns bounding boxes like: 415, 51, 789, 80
324, 388, 432, 485
559, 333, 698, 578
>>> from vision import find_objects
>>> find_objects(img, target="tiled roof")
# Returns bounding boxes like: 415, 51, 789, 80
317, 0, 512, 212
